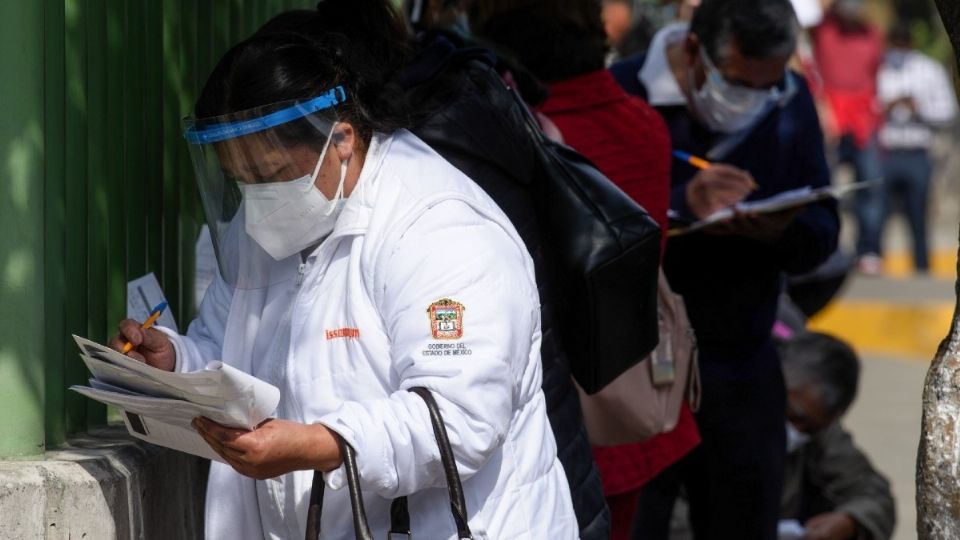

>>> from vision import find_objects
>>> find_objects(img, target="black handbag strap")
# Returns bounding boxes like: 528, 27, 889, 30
389, 387, 474, 539
305, 388, 473, 539
304, 437, 374, 540
508, 86, 550, 148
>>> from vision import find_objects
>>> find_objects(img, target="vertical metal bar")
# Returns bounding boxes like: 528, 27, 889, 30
212, 0, 231, 67
42, 0, 68, 448
161, 0, 182, 322
104, 2, 126, 425
85, 0, 108, 427
259, 0, 272, 26
178, 0, 200, 324
146, 0, 164, 277
243, 0, 257, 38
63, 0, 90, 435
230, 0, 244, 48
0, 0, 47, 458
123, 0, 147, 281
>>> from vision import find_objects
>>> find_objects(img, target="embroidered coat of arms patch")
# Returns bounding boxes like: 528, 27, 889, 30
427, 298, 465, 340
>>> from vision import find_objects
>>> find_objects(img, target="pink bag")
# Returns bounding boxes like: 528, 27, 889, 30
576, 270, 701, 446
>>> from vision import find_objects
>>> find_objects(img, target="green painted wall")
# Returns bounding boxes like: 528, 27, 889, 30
0, 1, 47, 458
0, 0, 310, 459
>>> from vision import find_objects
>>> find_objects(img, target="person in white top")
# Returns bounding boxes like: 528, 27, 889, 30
877, 21, 957, 273
108, 2, 578, 538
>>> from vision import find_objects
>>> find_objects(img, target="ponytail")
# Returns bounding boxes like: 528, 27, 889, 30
194, 0, 412, 146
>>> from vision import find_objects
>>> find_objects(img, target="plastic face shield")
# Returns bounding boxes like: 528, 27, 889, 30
183, 86, 346, 289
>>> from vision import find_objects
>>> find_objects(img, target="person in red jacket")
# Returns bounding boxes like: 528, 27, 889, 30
473, 2, 700, 538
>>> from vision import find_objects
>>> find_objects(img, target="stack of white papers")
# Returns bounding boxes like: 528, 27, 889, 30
70, 335, 280, 463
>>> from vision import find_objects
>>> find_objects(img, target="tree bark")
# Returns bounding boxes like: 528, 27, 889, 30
917, 3, 960, 538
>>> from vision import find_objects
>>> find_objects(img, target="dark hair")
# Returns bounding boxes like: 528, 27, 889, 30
781, 332, 860, 417
888, 20, 913, 48
402, 0, 468, 28
616, 17, 658, 59
690, 0, 799, 63
194, 0, 412, 148
472, 0, 608, 84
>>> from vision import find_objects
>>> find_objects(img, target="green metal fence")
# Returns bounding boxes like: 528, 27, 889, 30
0, 0, 310, 459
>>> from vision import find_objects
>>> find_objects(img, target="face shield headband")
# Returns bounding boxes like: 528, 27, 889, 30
182, 85, 348, 290
184, 86, 347, 144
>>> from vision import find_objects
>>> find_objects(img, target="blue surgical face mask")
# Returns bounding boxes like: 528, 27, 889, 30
786, 422, 812, 454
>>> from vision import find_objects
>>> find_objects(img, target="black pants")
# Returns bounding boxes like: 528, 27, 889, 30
882, 149, 932, 271
632, 343, 787, 540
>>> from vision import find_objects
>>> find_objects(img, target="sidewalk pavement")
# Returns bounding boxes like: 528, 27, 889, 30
810, 264, 957, 540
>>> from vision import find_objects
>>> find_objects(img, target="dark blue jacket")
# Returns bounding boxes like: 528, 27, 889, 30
611, 55, 840, 371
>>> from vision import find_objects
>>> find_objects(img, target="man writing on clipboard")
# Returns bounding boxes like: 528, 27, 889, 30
610, 0, 840, 538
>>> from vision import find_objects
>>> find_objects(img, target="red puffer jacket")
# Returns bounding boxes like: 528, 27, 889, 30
540, 69, 701, 537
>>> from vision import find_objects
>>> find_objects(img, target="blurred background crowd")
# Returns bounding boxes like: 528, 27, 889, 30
386, 1, 958, 539
599, 3, 957, 539
602, 0, 959, 279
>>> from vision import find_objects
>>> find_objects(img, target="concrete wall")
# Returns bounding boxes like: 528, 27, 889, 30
0, 428, 207, 539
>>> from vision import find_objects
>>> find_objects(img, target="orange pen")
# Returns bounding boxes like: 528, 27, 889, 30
122, 301, 168, 354
672, 150, 759, 190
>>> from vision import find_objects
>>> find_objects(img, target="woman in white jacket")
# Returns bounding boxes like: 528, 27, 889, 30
109, 2, 577, 539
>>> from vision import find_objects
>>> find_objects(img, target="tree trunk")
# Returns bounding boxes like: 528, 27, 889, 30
917, 3, 960, 537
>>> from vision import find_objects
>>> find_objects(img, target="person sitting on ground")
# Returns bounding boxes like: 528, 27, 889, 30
779, 332, 895, 540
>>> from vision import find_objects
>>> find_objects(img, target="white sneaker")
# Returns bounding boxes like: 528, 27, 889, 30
857, 254, 883, 276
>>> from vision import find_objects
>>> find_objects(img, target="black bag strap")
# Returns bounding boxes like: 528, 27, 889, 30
305, 388, 473, 539
304, 471, 324, 540
389, 387, 474, 539
507, 86, 549, 147
304, 436, 374, 540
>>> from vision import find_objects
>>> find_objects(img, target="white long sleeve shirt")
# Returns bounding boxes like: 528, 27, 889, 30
165, 130, 579, 539
878, 49, 957, 150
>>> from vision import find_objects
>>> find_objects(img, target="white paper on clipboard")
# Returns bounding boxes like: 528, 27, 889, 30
127, 273, 178, 332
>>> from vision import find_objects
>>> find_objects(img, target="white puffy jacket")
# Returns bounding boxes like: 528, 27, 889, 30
166, 130, 579, 539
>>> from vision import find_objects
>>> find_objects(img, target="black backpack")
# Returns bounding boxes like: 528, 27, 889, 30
403, 42, 661, 394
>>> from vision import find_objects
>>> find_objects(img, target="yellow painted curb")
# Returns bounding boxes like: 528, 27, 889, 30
808, 300, 954, 360
883, 250, 957, 280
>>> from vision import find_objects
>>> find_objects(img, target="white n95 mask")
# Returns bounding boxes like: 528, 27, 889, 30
241, 132, 348, 261
688, 48, 793, 134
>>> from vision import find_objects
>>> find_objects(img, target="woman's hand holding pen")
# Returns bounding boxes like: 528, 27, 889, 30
109, 319, 177, 372
685, 163, 757, 219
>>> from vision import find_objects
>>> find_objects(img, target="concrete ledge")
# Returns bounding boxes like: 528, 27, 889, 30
0, 427, 207, 539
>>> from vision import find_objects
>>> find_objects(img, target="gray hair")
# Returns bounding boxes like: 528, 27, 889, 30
690, 0, 800, 64
781, 332, 860, 417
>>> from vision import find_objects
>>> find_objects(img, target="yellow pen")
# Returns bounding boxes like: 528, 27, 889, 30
122, 301, 168, 354
672, 150, 759, 190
